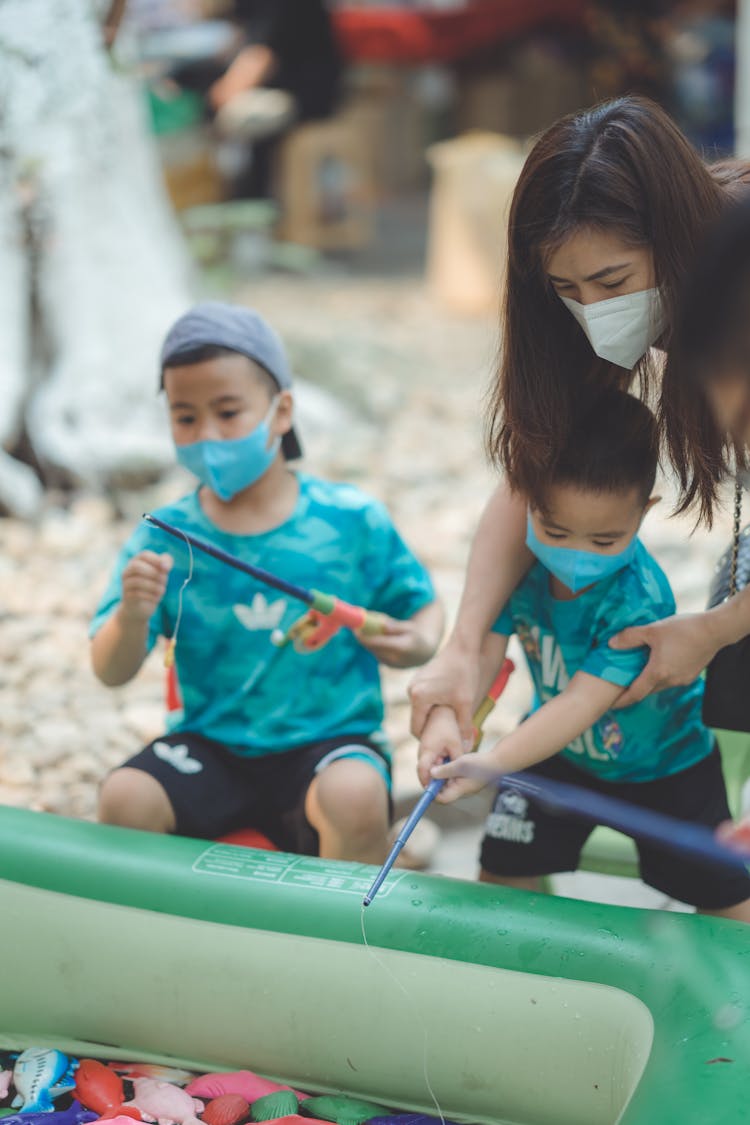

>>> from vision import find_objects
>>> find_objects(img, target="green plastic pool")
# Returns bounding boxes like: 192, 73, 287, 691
0, 808, 747, 1125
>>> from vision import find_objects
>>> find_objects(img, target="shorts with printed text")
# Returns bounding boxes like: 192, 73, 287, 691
116, 731, 391, 853
479, 747, 750, 910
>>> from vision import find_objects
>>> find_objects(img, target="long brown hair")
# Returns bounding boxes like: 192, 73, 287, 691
487, 95, 734, 520
663, 161, 750, 523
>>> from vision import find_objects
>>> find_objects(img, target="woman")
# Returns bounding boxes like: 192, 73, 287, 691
410, 95, 750, 752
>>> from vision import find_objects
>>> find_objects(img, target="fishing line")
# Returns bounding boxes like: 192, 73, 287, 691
164, 529, 194, 669
359, 904, 446, 1125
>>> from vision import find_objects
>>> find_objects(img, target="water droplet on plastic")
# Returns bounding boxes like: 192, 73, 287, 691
412, 898, 423, 907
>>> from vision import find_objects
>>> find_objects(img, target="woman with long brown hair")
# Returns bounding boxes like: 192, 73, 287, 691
410, 95, 749, 753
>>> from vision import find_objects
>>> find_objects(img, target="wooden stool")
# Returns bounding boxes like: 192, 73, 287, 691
275, 114, 375, 251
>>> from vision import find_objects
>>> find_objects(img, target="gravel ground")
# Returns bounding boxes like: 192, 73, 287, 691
0, 269, 737, 830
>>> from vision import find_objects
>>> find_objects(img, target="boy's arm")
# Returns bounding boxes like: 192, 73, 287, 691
416, 631, 509, 787
356, 599, 445, 669
91, 550, 172, 687
433, 670, 621, 801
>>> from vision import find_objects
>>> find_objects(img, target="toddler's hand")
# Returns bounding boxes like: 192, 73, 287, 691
356, 614, 433, 669
120, 551, 173, 624
417, 704, 468, 788
431, 753, 491, 804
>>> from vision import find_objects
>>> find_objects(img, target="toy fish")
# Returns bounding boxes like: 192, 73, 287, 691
124, 1078, 203, 1125
108, 1067, 194, 1088
75, 1060, 139, 1121
11, 1050, 75, 1114
0, 1073, 11, 1101
184, 1075, 304, 1103
0, 1101, 97, 1125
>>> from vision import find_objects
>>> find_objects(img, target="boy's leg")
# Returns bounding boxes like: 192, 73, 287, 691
99, 767, 176, 833
633, 746, 750, 923
263, 738, 391, 862
305, 757, 390, 864
98, 732, 260, 839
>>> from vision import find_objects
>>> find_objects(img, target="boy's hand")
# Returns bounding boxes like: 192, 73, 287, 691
356, 613, 438, 669
120, 551, 173, 624
431, 753, 491, 803
417, 704, 468, 788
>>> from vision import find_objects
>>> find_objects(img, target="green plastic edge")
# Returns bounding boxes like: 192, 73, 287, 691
0, 808, 748, 1124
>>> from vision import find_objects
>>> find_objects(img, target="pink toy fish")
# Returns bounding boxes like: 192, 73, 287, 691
185, 1073, 304, 1103
125, 1079, 204, 1125
0, 1071, 11, 1100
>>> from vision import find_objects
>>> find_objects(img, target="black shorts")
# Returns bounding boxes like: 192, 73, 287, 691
120, 732, 391, 854
480, 747, 750, 910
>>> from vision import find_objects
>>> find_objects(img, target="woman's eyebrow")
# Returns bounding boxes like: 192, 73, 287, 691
548, 262, 632, 283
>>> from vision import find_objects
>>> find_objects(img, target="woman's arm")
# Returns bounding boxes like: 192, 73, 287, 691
409, 483, 531, 739
432, 671, 621, 801
416, 631, 509, 786
609, 586, 750, 707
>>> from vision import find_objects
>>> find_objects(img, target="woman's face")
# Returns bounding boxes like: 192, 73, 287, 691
545, 228, 656, 306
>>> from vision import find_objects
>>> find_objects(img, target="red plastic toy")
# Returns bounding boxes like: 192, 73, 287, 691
201, 1096, 249, 1125
75, 1060, 141, 1120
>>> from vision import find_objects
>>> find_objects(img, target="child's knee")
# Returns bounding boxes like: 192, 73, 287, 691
310, 759, 388, 837
98, 767, 175, 833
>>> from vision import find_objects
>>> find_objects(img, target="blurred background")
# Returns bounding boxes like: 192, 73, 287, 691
0, 0, 747, 900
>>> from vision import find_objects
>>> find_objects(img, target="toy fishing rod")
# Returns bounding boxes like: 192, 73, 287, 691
498, 769, 750, 871
143, 512, 385, 652
363, 658, 515, 907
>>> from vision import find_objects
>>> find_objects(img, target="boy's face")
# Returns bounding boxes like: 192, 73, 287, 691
530, 484, 652, 555
163, 353, 293, 446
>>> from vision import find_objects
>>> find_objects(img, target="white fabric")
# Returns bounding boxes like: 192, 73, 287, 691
0, 0, 191, 513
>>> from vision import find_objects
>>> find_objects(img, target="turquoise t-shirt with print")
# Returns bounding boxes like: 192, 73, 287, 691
91, 474, 435, 757
492, 540, 713, 782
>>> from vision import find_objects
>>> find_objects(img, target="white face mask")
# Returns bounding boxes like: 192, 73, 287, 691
560, 288, 665, 369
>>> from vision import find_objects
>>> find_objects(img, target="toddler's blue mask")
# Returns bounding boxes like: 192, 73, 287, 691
175, 396, 280, 501
526, 514, 637, 593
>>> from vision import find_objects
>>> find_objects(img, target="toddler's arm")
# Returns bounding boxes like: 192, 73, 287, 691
91, 551, 173, 687
432, 671, 621, 802
356, 599, 444, 669
417, 631, 509, 786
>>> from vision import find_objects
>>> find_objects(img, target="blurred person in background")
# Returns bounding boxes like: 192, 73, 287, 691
171, 0, 343, 198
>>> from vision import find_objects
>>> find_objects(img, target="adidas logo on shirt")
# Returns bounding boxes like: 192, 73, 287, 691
233, 593, 287, 632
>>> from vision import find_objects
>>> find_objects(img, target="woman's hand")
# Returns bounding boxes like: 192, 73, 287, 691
409, 640, 480, 745
417, 705, 467, 788
608, 612, 722, 707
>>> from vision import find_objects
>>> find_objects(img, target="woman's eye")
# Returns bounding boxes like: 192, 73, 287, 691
592, 540, 616, 548
545, 531, 567, 540
602, 278, 628, 291
175, 416, 194, 426
219, 410, 240, 420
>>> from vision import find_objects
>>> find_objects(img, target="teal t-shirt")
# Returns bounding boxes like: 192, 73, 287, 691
493, 540, 713, 782
91, 474, 435, 757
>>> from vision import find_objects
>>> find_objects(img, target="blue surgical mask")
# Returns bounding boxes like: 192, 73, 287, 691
526, 514, 637, 593
175, 397, 280, 501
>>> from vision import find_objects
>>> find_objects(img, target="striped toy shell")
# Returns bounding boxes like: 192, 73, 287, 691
203, 1095, 250, 1125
